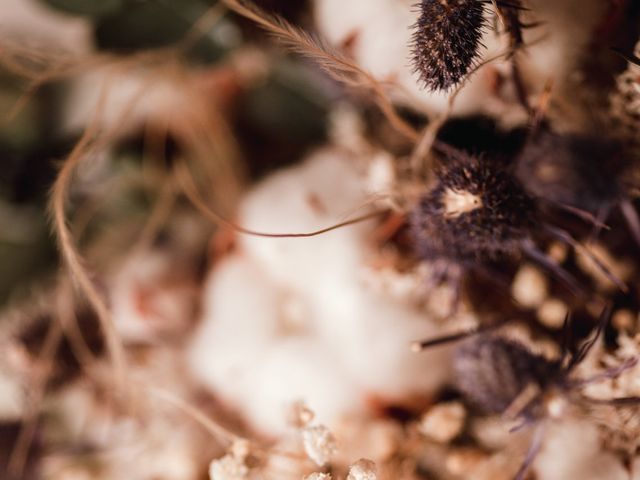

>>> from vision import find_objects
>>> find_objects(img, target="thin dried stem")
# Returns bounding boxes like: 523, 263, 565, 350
409, 48, 512, 178
133, 121, 178, 253
145, 386, 239, 445
222, 0, 418, 142
176, 160, 385, 238
49, 86, 128, 392
1, 49, 110, 124
146, 386, 308, 463
179, 1, 228, 52
544, 224, 628, 293
48, 65, 154, 391
1, 45, 177, 126
134, 177, 177, 253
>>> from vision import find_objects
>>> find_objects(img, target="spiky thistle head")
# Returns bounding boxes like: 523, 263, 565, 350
453, 335, 561, 415
516, 131, 628, 212
410, 148, 538, 264
451, 306, 638, 480
411, 0, 487, 92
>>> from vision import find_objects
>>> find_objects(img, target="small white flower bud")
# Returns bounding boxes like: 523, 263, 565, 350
209, 453, 249, 480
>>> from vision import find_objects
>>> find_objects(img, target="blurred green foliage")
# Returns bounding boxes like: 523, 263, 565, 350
41, 0, 228, 61
0, 0, 328, 308
42, 0, 124, 18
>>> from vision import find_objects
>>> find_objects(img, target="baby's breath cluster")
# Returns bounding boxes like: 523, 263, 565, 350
209, 440, 251, 480
292, 404, 338, 468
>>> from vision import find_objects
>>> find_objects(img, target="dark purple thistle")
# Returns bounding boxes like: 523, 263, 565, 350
409, 143, 627, 296
410, 147, 537, 264
453, 336, 561, 416
516, 130, 640, 248
411, 0, 487, 92
516, 131, 627, 214
449, 307, 640, 480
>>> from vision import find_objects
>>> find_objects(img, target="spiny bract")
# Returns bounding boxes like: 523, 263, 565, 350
410, 149, 537, 263
411, 0, 487, 92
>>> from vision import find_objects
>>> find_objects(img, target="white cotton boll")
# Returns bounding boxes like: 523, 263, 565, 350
189, 252, 361, 434
297, 263, 451, 398
190, 148, 449, 436
248, 339, 361, 434
46, 373, 202, 480
238, 148, 369, 293
237, 147, 375, 307
534, 420, 628, 480
187, 253, 283, 405
324, 287, 451, 399
240, 148, 450, 399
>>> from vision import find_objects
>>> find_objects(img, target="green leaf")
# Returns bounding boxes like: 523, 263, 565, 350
94, 0, 227, 62
39, 0, 124, 18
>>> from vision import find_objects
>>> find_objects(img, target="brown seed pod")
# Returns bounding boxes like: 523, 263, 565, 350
411, 0, 487, 92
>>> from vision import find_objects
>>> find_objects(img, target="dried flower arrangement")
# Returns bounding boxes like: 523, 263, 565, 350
1, 0, 640, 479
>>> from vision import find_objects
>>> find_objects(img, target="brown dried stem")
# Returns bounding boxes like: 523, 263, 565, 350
176, 160, 385, 238
222, 0, 419, 142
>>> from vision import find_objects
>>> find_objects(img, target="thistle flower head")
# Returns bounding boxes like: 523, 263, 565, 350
453, 335, 561, 415
411, 0, 487, 91
411, 149, 537, 263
